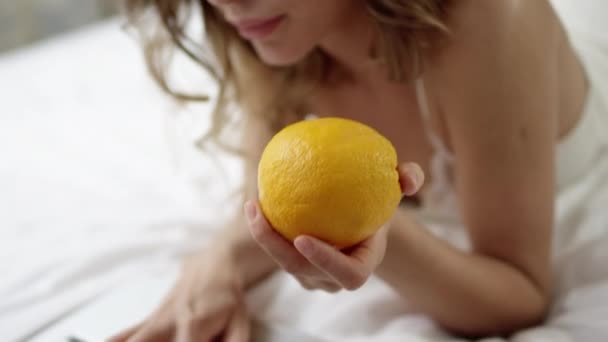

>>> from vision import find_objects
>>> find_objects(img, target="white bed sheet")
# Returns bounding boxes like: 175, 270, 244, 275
1, 2, 607, 341
0, 19, 242, 341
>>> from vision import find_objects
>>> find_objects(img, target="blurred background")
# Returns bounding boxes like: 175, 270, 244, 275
0, 0, 120, 52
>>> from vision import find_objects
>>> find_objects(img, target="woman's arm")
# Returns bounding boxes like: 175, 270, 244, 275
217, 109, 306, 287
212, 212, 278, 288
377, 210, 549, 336
211, 112, 285, 288
375, 0, 561, 336
109, 113, 293, 341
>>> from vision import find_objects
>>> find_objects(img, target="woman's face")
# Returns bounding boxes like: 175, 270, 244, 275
207, 0, 363, 66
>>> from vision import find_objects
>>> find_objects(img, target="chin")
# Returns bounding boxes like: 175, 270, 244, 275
252, 43, 314, 67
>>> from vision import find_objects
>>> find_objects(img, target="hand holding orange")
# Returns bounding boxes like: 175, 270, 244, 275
257, 117, 403, 248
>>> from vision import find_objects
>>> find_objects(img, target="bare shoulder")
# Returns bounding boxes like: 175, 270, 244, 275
429, 0, 562, 76
441, 0, 559, 43
426, 0, 564, 126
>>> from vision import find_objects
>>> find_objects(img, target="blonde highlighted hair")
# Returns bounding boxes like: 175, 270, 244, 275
125, 0, 449, 152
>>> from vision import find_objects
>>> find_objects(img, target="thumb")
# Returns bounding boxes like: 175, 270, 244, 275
398, 162, 425, 196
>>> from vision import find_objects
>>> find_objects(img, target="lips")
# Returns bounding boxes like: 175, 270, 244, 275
231, 15, 285, 40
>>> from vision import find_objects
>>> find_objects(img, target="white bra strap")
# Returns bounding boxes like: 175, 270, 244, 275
415, 77, 432, 121
414, 77, 454, 160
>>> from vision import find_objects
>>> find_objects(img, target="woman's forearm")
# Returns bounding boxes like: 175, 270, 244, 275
213, 214, 279, 288
376, 209, 549, 337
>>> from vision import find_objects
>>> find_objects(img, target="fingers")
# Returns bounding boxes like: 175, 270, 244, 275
245, 201, 348, 292
245, 201, 383, 292
106, 322, 144, 342
245, 201, 313, 275
107, 318, 171, 342
294, 236, 369, 290
398, 162, 425, 196
108, 308, 247, 342
348, 226, 388, 269
124, 322, 171, 342
224, 303, 250, 342
175, 310, 230, 342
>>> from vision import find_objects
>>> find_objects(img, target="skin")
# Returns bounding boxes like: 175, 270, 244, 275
110, 0, 589, 340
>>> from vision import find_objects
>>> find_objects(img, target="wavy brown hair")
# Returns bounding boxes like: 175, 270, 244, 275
125, 0, 448, 153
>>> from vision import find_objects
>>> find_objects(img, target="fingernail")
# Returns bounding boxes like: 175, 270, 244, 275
244, 201, 257, 223
411, 169, 420, 189
414, 167, 424, 188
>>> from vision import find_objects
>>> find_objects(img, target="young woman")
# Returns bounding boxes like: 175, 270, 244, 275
111, 0, 608, 340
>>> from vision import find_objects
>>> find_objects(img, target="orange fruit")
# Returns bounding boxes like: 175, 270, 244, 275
257, 117, 402, 248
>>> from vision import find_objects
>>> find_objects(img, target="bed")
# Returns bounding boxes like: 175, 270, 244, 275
1, 1, 607, 341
